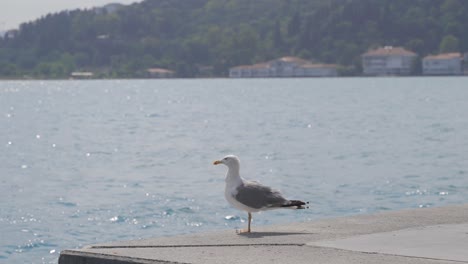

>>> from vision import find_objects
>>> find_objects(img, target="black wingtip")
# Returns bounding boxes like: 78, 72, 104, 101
283, 200, 309, 209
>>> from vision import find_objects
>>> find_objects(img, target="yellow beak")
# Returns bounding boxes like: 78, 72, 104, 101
213, 160, 222, 165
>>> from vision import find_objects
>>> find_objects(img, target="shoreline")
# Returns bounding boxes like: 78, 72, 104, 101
1, 75, 468, 82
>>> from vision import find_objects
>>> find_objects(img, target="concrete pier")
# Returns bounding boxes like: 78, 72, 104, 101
59, 204, 468, 263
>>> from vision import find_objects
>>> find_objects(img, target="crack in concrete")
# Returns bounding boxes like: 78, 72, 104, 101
90, 243, 305, 249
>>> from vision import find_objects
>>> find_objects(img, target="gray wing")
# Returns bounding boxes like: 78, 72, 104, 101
235, 181, 288, 209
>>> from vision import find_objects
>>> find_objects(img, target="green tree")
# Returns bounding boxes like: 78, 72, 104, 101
273, 20, 284, 53
439, 34, 460, 53
0, 62, 19, 77
288, 12, 301, 37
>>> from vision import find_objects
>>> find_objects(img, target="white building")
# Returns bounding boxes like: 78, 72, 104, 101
70, 72, 94, 79
146, 68, 175, 78
229, 57, 338, 78
362, 46, 417, 76
422, 53, 463, 76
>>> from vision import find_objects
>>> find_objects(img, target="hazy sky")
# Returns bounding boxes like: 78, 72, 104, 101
0, 0, 142, 31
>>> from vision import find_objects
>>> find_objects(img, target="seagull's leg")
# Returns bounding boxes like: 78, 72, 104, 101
247, 212, 252, 233
236, 212, 252, 234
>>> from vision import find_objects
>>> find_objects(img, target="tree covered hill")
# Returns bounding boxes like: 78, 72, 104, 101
0, 0, 467, 78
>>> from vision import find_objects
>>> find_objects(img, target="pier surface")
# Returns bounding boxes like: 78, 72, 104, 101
59, 204, 468, 263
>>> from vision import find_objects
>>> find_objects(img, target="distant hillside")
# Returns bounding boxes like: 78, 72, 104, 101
0, 0, 467, 78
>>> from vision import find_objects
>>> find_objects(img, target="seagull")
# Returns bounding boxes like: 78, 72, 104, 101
213, 155, 308, 233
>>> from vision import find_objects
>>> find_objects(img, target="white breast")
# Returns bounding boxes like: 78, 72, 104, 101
224, 166, 260, 213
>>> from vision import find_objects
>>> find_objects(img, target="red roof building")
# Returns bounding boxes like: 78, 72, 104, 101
229, 57, 338, 78
362, 46, 417, 76
422, 53, 463, 76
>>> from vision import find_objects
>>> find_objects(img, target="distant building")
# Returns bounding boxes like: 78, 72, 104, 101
4, 29, 19, 39
94, 3, 124, 14
465, 53, 468, 75
422, 53, 463, 76
362, 46, 417, 76
146, 68, 175, 78
229, 57, 338, 78
70, 71, 94, 79
96, 34, 110, 40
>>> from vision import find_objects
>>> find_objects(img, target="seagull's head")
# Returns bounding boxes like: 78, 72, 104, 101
213, 155, 240, 169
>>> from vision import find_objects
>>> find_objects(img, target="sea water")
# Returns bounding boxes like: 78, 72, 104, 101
1, 78, 467, 263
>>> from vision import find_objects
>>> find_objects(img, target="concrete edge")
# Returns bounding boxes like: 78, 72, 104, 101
59, 250, 186, 264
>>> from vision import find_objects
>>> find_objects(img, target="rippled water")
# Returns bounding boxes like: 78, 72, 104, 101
1, 78, 467, 263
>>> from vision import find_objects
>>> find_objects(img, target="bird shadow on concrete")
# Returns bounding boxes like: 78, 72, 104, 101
237, 231, 315, 238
